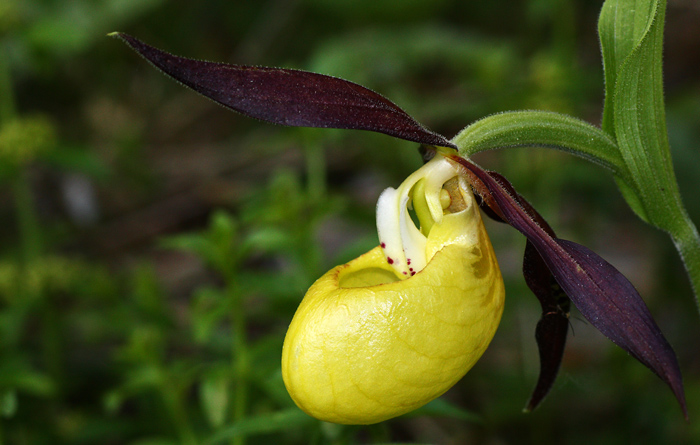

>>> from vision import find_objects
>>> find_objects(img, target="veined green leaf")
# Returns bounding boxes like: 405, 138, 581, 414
200, 367, 231, 429
452, 111, 627, 178
599, 0, 682, 227
599, 0, 657, 135
599, 0, 700, 302
609, 1, 681, 227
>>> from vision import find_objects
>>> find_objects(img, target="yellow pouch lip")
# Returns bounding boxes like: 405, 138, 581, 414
283, 158, 504, 425
335, 245, 401, 289
282, 212, 504, 424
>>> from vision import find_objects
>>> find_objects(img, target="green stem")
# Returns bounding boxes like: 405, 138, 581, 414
231, 288, 248, 445
0, 41, 15, 126
300, 132, 326, 279
1, 47, 18, 444
161, 382, 198, 445
4, 41, 42, 264
671, 214, 700, 307
40, 300, 63, 397
13, 172, 64, 395
4, 37, 42, 268
13, 169, 42, 264
2, 44, 41, 264
303, 134, 326, 205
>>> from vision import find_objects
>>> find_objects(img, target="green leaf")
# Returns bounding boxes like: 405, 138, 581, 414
200, 370, 230, 428
1, 389, 17, 418
255, 369, 296, 408
609, 0, 678, 227
599, 0, 700, 301
0, 360, 55, 397
161, 210, 243, 276
205, 408, 314, 444
243, 227, 294, 254
614, 176, 649, 223
599, 0, 657, 135
452, 111, 627, 178
404, 397, 482, 423
191, 287, 230, 344
43, 144, 111, 179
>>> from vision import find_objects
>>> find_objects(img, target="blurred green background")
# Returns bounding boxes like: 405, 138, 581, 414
1, 0, 700, 443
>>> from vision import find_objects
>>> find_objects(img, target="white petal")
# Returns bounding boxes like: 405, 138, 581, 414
376, 156, 463, 278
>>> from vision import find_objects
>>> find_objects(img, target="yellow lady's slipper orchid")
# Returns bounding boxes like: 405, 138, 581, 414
281, 156, 504, 424
116, 32, 688, 422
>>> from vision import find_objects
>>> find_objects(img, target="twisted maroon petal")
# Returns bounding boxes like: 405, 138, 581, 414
452, 155, 687, 418
477, 170, 570, 412
112, 33, 455, 149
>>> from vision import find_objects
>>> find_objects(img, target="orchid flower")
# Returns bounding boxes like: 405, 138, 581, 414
112, 33, 686, 424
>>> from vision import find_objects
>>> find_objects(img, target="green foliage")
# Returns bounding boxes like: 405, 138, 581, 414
18, 0, 165, 56
0, 115, 56, 169
205, 409, 315, 445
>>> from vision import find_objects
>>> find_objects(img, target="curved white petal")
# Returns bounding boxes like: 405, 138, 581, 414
376, 187, 408, 274
376, 156, 462, 278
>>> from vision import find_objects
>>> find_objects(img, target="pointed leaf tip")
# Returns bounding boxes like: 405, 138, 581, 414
555, 239, 687, 419
113, 33, 456, 149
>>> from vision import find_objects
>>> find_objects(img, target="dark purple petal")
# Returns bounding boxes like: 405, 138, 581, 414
111, 33, 455, 149
485, 171, 570, 412
450, 155, 687, 418
555, 239, 686, 416
522, 241, 570, 412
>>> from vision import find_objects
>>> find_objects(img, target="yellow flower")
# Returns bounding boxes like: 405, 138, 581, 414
116, 32, 688, 422
281, 156, 504, 424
